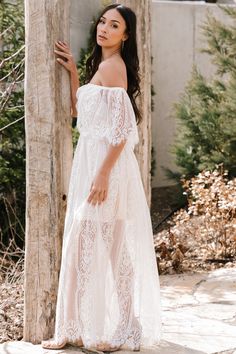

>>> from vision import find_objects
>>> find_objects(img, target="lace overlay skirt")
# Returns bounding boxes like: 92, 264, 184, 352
52, 135, 162, 350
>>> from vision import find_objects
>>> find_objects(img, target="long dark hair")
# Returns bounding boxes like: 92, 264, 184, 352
85, 4, 142, 125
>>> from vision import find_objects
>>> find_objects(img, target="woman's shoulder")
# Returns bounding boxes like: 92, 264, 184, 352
98, 56, 127, 89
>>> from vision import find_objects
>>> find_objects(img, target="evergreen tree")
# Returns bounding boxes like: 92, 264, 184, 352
0, 0, 25, 245
169, 6, 236, 181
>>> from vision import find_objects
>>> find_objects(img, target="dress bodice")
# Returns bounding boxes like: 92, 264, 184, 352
76, 83, 139, 148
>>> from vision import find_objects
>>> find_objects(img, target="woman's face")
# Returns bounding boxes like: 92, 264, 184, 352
96, 9, 128, 49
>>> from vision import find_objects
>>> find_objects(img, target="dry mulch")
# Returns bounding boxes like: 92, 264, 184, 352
0, 278, 23, 343
151, 172, 236, 275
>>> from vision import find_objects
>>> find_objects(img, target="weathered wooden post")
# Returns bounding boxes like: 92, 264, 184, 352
119, 0, 152, 207
24, 0, 72, 343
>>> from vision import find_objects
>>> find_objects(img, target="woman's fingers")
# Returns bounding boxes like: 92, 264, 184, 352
87, 188, 107, 205
55, 40, 69, 49
55, 46, 69, 55
92, 190, 101, 205
55, 42, 70, 56
54, 41, 76, 73
88, 183, 99, 205
56, 58, 68, 68
54, 49, 72, 59
58, 40, 68, 46
102, 190, 107, 202
87, 188, 97, 204
97, 190, 105, 205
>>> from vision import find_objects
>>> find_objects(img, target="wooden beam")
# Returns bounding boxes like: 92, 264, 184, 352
117, 0, 152, 207
24, 0, 72, 343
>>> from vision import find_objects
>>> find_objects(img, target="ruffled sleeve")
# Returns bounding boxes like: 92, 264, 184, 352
106, 89, 139, 147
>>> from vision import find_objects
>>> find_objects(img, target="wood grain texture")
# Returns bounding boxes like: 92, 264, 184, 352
117, 0, 152, 207
24, 0, 72, 343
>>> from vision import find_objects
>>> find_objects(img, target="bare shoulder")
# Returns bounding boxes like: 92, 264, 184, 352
98, 57, 127, 89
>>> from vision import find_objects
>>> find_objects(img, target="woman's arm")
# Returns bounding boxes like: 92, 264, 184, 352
87, 141, 126, 206
69, 67, 80, 117
87, 61, 128, 206
98, 142, 126, 175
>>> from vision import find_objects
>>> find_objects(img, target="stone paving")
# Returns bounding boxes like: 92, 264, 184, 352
161, 268, 236, 354
0, 268, 235, 354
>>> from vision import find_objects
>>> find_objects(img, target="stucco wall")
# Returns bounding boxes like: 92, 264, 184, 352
70, 0, 102, 61
151, 1, 235, 187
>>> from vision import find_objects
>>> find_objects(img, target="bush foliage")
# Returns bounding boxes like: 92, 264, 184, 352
169, 6, 236, 181
0, 0, 25, 246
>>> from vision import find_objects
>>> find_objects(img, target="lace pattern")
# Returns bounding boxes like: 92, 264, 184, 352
76, 84, 139, 149
49, 84, 161, 350
108, 88, 138, 146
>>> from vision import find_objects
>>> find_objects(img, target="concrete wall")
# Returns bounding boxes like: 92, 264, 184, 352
151, 1, 235, 187
70, 0, 235, 187
70, 0, 102, 62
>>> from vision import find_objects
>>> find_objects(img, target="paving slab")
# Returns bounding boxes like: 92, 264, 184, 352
0, 340, 206, 354
0, 268, 235, 354
160, 268, 236, 354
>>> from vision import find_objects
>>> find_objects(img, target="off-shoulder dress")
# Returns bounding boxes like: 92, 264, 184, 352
52, 83, 162, 351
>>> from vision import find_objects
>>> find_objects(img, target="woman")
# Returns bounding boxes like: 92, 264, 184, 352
42, 3, 161, 352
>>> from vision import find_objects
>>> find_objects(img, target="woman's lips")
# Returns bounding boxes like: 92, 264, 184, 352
98, 35, 107, 40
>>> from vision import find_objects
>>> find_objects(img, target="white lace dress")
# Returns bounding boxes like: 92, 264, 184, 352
53, 83, 162, 350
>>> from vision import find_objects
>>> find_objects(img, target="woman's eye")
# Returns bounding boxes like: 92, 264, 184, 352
98, 19, 118, 28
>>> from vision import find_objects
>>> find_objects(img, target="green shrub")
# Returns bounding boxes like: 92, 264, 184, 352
169, 6, 236, 181
0, 0, 25, 245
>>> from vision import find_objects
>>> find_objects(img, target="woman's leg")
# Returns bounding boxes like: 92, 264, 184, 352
95, 219, 141, 351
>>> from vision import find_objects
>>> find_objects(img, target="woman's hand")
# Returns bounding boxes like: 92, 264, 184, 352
54, 41, 77, 73
87, 171, 110, 206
